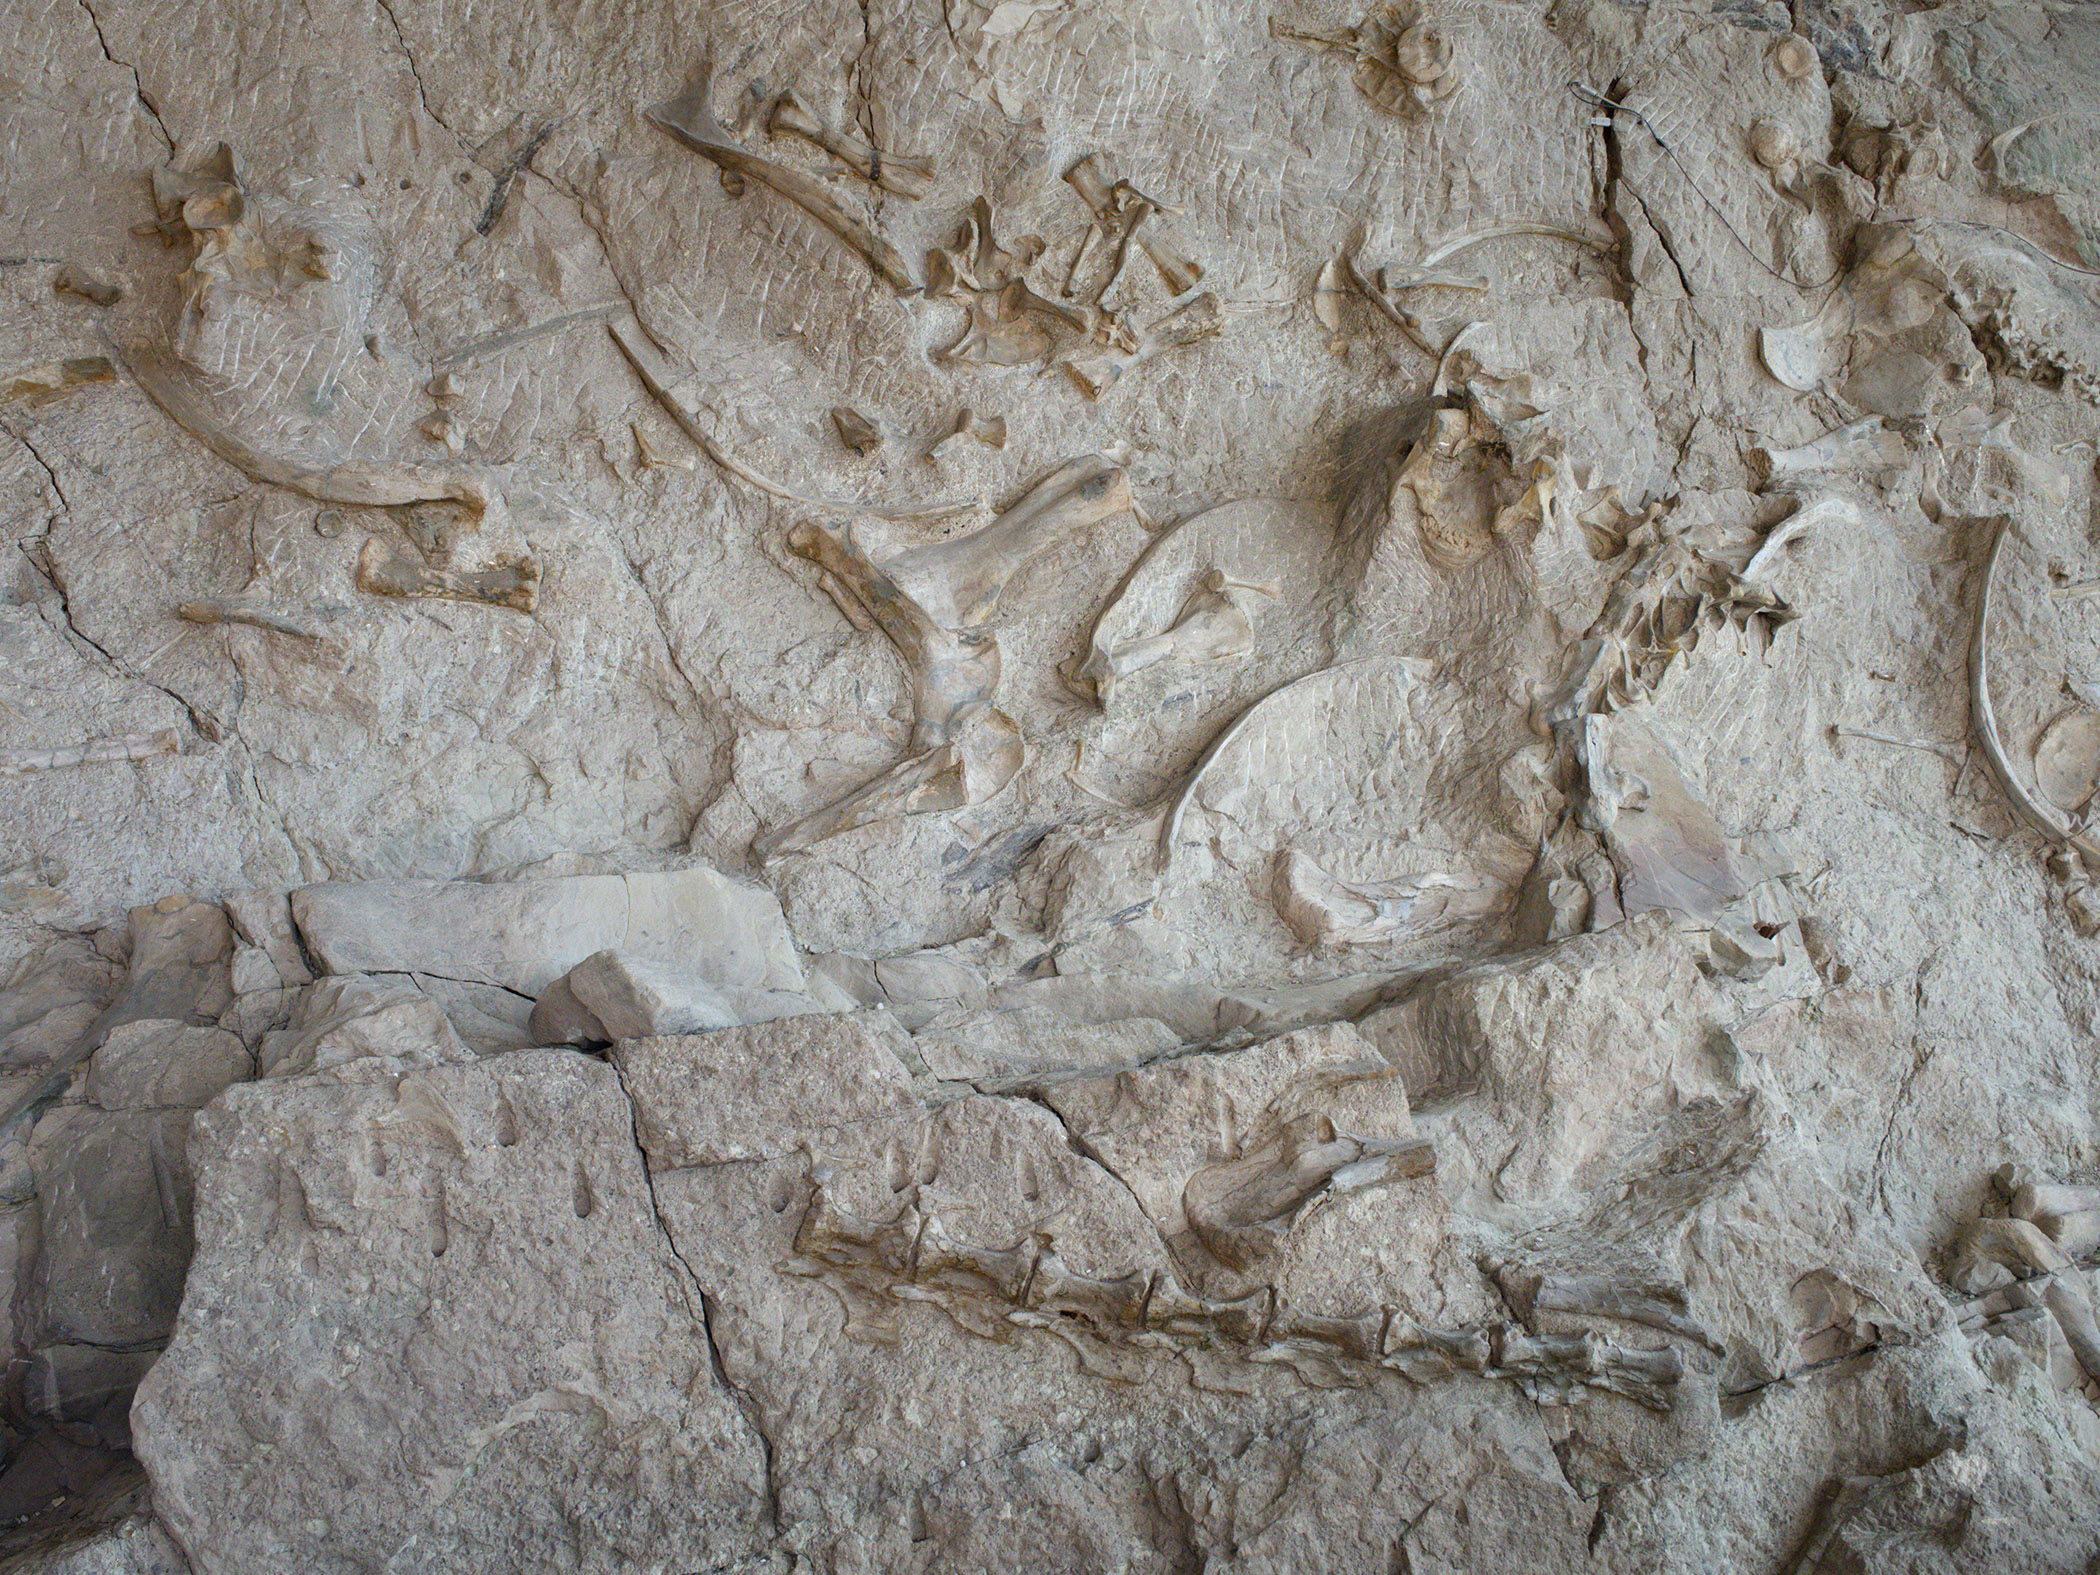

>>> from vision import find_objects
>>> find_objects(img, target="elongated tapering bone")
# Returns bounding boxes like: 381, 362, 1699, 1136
176, 597, 346, 641
648, 65, 917, 294
609, 320, 975, 522
1970, 516, 2100, 870
128, 343, 502, 528
355, 539, 539, 612
880, 454, 1131, 629
0, 730, 181, 777
1064, 155, 1203, 297
1066, 293, 1222, 400
1751, 417, 1910, 482
766, 90, 935, 198
1183, 1119, 1434, 1270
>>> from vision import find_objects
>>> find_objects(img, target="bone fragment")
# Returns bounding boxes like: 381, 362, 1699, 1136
3, 356, 116, 405
355, 538, 539, 613
128, 342, 501, 527
175, 598, 345, 641
0, 730, 182, 777
648, 66, 917, 294
1272, 850, 1502, 948
1751, 417, 1910, 481
1063, 155, 1203, 297
1075, 569, 1261, 704
1066, 293, 1222, 400
766, 91, 936, 198
52, 265, 123, 306
881, 454, 1131, 628
1313, 254, 1348, 354
831, 407, 882, 456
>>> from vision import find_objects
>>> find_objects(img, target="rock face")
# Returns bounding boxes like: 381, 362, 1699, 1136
130, 1051, 770, 1573
5, 0, 2100, 1568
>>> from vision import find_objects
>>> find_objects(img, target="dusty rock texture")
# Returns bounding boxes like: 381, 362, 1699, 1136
4, 0, 2100, 1568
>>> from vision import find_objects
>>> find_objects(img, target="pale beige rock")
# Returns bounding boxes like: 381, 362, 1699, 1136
291, 866, 806, 996
130, 1051, 771, 1574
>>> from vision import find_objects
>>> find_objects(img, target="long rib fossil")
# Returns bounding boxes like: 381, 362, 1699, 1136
648, 63, 919, 294
1971, 515, 2100, 868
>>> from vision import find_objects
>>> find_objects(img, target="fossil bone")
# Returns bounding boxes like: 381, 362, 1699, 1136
1272, 849, 1503, 948
1071, 568, 1264, 705
1063, 155, 1204, 299
175, 598, 346, 641
355, 539, 540, 613
3, 356, 115, 405
831, 406, 881, 456
795, 1178, 1684, 1411
1970, 516, 2100, 869
765, 90, 935, 198
1065, 292, 1222, 400
878, 453, 1132, 629
647, 64, 918, 295
0, 730, 182, 777
609, 319, 974, 521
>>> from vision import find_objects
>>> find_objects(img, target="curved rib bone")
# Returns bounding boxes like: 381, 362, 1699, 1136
648, 64, 918, 295
1970, 515, 2100, 870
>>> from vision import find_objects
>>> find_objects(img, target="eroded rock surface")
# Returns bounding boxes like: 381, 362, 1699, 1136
5, 0, 2100, 1567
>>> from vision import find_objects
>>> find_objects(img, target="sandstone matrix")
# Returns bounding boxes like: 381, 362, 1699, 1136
4, 0, 2100, 1568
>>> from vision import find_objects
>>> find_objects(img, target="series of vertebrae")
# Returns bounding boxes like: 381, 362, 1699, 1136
790, 1183, 1689, 1412
1962, 297, 2100, 405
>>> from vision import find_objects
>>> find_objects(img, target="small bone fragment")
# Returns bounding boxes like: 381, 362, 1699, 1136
924, 409, 1007, 465
1313, 254, 1348, 354
419, 410, 464, 453
1066, 293, 1221, 400
1829, 725, 1964, 765
766, 91, 935, 198
0, 730, 181, 777
648, 65, 917, 294
1970, 517, 2100, 868
609, 320, 973, 521
175, 598, 344, 641
355, 538, 539, 613
2, 357, 116, 405
52, 266, 123, 306
1272, 850, 1501, 948
882, 453, 1131, 628
2034, 710, 2100, 813
831, 407, 882, 456
1064, 155, 1203, 296
424, 371, 462, 402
